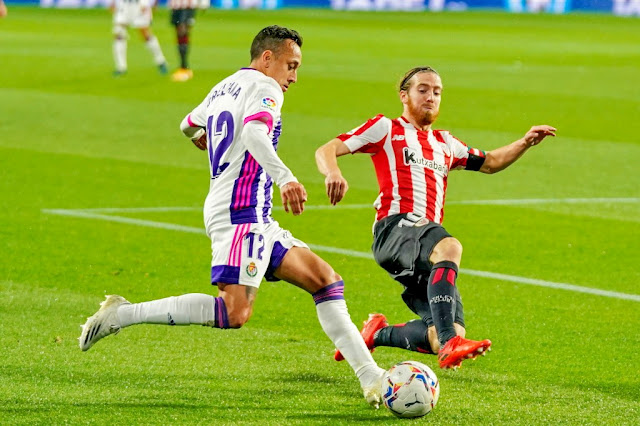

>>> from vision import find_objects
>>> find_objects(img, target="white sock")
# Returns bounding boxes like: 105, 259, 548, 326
113, 38, 127, 72
315, 299, 384, 388
117, 293, 215, 327
145, 35, 166, 66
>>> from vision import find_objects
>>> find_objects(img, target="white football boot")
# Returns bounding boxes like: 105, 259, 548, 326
360, 366, 386, 409
79, 295, 130, 351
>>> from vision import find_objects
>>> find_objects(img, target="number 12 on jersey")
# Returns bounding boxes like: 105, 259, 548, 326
207, 111, 235, 179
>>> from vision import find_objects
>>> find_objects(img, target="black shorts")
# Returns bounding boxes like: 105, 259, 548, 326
372, 213, 465, 328
372, 213, 451, 287
171, 9, 196, 27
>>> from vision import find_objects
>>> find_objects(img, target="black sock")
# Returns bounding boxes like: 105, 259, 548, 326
178, 43, 189, 69
428, 261, 459, 347
373, 320, 434, 354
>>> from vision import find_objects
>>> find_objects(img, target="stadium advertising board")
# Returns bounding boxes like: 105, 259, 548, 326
26, 0, 640, 15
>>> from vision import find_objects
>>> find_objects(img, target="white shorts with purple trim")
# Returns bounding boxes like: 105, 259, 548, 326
208, 220, 308, 288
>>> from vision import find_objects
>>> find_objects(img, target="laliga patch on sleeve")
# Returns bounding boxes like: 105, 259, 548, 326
261, 97, 277, 111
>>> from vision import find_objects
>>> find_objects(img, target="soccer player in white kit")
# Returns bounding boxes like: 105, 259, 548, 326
111, 0, 168, 76
79, 25, 386, 408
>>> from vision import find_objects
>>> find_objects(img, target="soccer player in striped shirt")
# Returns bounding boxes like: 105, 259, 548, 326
316, 66, 556, 369
79, 25, 386, 408
168, 0, 209, 82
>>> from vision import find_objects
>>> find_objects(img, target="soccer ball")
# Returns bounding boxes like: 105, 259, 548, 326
381, 361, 440, 418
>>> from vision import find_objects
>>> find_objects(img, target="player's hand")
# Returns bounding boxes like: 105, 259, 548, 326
191, 133, 207, 150
325, 172, 348, 205
524, 125, 556, 147
281, 181, 307, 216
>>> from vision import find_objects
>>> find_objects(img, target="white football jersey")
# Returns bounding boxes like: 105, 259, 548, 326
184, 68, 287, 229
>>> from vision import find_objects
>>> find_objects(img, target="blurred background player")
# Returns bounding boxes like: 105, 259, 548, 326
168, 0, 210, 82
111, 0, 168, 76
79, 25, 386, 408
0, 0, 7, 18
316, 66, 556, 370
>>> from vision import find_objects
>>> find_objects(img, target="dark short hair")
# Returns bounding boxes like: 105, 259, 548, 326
399, 66, 439, 91
250, 25, 303, 60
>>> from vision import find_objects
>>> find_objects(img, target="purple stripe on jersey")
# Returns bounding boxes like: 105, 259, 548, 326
213, 296, 229, 329
272, 120, 282, 148
231, 209, 258, 224
231, 152, 268, 224
233, 153, 257, 209
211, 265, 240, 285
264, 241, 288, 281
312, 281, 345, 305
262, 176, 273, 223
231, 152, 258, 209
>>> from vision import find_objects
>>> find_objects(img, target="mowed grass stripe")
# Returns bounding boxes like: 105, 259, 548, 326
42, 206, 640, 303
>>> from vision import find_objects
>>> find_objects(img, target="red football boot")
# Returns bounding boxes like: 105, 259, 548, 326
334, 313, 389, 361
437, 335, 492, 369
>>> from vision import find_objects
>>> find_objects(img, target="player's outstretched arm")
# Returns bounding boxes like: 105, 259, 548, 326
480, 125, 556, 174
315, 138, 351, 205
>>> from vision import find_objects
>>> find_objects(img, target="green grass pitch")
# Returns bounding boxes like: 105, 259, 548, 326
1, 6, 639, 424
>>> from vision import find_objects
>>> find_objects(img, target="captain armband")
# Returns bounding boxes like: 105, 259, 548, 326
465, 151, 486, 171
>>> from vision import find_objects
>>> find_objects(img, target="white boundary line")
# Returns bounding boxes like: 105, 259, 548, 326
42, 203, 640, 303
54, 197, 640, 214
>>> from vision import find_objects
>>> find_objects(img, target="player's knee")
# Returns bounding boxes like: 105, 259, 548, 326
329, 271, 342, 284
113, 25, 127, 40
140, 28, 152, 41
432, 237, 463, 264
226, 310, 250, 329
314, 268, 341, 289
444, 238, 463, 259
226, 301, 252, 328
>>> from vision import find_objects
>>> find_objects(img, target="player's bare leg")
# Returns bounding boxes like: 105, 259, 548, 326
275, 246, 386, 408
216, 283, 257, 328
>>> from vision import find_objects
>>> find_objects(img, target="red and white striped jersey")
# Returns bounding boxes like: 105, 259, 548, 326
168, 0, 209, 10
338, 114, 485, 224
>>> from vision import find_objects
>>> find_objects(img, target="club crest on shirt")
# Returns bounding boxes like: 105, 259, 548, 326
246, 262, 258, 277
261, 97, 277, 110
